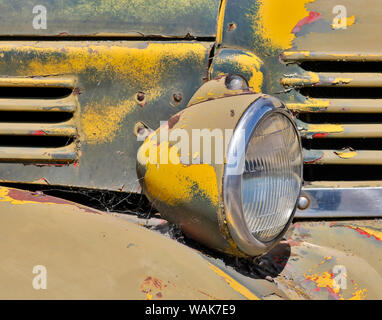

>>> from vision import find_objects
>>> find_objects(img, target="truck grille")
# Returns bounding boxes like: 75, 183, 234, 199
0, 77, 79, 164
281, 52, 382, 182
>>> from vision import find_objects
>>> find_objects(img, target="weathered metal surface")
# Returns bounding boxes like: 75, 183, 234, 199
0, 145, 77, 163
282, 72, 382, 88
0, 96, 77, 113
295, 187, 382, 218
137, 80, 264, 257
0, 0, 221, 37
0, 186, 264, 299
0, 41, 212, 191
304, 149, 382, 165
2, 185, 382, 300
299, 122, 382, 139
287, 98, 382, 114
269, 220, 382, 300
209, 48, 265, 92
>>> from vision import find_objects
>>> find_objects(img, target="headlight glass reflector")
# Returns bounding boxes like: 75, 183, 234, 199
241, 112, 302, 242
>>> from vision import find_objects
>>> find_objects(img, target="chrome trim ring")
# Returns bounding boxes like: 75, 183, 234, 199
223, 97, 303, 256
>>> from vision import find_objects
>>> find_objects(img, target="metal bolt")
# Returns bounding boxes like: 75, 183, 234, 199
228, 22, 237, 31
136, 91, 145, 102
173, 92, 182, 103
297, 196, 310, 210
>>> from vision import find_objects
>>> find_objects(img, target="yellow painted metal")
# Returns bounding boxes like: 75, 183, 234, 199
0, 186, 255, 300
0, 41, 212, 191
282, 72, 382, 88
216, 0, 228, 44
0, 121, 77, 137
282, 52, 382, 62
0, 144, 77, 163
300, 122, 382, 138
0, 77, 76, 88
0, 96, 77, 113
287, 99, 382, 113
304, 149, 382, 165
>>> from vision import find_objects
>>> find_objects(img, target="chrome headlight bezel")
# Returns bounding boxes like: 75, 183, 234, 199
223, 98, 303, 257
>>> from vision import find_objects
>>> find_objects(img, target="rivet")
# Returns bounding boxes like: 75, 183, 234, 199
173, 92, 183, 103
136, 91, 145, 102
297, 196, 310, 210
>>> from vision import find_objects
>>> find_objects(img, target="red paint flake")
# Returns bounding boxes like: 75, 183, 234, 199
292, 11, 322, 33
32, 130, 46, 136
312, 132, 328, 138
346, 226, 382, 241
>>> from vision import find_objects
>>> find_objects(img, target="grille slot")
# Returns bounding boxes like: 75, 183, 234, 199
0, 77, 79, 164
282, 52, 382, 181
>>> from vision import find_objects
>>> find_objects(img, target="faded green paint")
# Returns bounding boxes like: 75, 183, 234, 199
0, 0, 220, 37
0, 41, 212, 192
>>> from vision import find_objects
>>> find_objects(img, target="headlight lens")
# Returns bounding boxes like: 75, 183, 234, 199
242, 112, 302, 242
224, 99, 303, 256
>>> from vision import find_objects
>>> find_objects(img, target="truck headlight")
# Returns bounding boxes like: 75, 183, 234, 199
224, 105, 302, 256
136, 76, 303, 257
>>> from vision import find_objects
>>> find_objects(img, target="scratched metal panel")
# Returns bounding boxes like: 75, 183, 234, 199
0, 41, 213, 192
0, 0, 220, 37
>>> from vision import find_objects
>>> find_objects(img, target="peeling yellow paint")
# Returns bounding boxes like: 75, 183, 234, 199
254, 0, 315, 49
347, 225, 382, 241
81, 88, 163, 143
307, 124, 344, 133
0, 187, 55, 205
287, 98, 330, 112
208, 263, 260, 300
281, 71, 320, 87
349, 289, 367, 300
139, 138, 219, 206
0, 43, 208, 144
230, 52, 263, 91
334, 150, 358, 159
304, 269, 368, 300
332, 78, 353, 85
305, 271, 341, 294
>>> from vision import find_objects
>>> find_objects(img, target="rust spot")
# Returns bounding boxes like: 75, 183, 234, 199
140, 276, 166, 298
228, 22, 237, 31
136, 91, 146, 106
137, 91, 145, 101
173, 92, 183, 103
304, 154, 324, 164
168, 113, 181, 129
6, 188, 101, 215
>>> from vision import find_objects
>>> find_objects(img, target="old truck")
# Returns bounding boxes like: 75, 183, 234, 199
0, 0, 381, 300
